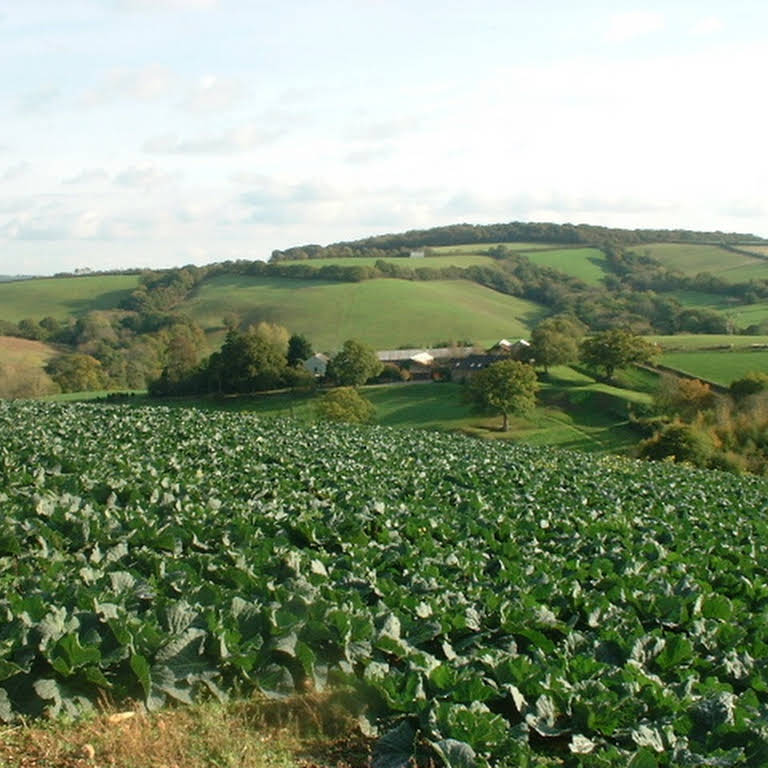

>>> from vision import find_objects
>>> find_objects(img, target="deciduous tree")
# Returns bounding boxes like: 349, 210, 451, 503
580, 329, 657, 380
469, 359, 539, 431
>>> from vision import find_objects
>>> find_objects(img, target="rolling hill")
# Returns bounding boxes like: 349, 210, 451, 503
187, 275, 546, 351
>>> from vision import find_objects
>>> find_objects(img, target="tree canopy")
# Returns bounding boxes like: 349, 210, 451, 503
580, 329, 658, 380
327, 339, 382, 386
469, 359, 539, 431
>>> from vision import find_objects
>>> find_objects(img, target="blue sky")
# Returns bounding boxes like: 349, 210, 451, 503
1, 0, 766, 275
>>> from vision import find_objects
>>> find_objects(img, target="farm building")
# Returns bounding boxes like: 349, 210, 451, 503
451, 354, 497, 382
488, 338, 532, 359
303, 353, 330, 377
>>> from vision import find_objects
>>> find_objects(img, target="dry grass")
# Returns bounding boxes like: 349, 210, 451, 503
0, 695, 372, 768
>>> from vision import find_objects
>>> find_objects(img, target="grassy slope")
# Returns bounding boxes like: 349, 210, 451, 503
430, 242, 557, 253
0, 335, 59, 366
187, 275, 546, 351
119, 365, 650, 455
637, 243, 768, 282
649, 333, 768, 349
279, 254, 496, 269
0, 336, 60, 397
660, 349, 768, 386
520, 247, 609, 285
0, 274, 140, 323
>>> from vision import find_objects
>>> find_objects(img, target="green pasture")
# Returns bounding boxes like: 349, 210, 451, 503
99, 365, 647, 455
430, 242, 558, 254
520, 247, 609, 285
661, 349, 768, 386
0, 274, 139, 323
666, 290, 737, 309
278, 253, 495, 270
636, 243, 768, 282
648, 333, 768, 350
188, 275, 546, 351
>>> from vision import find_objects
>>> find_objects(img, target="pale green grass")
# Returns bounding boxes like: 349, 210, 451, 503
667, 290, 738, 309
431, 242, 558, 254
636, 243, 768, 282
737, 244, 768, 257
278, 254, 495, 269
521, 247, 609, 285
0, 274, 140, 322
648, 334, 768, 350
660, 350, 768, 386
188, 275, 546, 351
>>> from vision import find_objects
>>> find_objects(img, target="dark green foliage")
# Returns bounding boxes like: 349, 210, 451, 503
580, 329, 658, 380
3, 401, 768, 764
468, 359, 538, 431
730, 372, 768, 400
327, 339, 382, 386
287, 334, 313, 367
638, 420, 718, 466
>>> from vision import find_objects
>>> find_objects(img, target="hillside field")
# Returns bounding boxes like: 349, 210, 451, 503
187, 275, 546, 351
636, 243, 768, 282
0, 274, 140, 323
660, 349, 768, 386
279, 254, 497, 270
520, 247, 609, 285
0, 336, 60, 397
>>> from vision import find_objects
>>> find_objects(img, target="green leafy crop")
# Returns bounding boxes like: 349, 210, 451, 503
2, 401, 768, 767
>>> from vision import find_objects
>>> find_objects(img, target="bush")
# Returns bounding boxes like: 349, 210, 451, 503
638, 420, 717, 467
315, 387, 376, 423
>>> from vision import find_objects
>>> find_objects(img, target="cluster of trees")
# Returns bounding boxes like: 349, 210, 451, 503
148, 325, 385, 399
636, 372, 768, 475
271, 221, 762, 261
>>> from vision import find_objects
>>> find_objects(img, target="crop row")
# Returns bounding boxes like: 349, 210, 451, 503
2, 401, 768, 766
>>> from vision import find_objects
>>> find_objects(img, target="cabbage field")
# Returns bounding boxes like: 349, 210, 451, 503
2, 401, 768, 767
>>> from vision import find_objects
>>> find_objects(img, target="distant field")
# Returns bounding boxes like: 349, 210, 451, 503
667, 290, 737, 309
521, 247, 609, 285
636, 243, 768, 282
645, 333, 768, 351
661, 349, 768, 385
735, 244, 768, 257
279, 254, 496, 270
431, 242, 557, 254
0, 335, 58, 366
0, 274, 139, 323
0, 336, 60, 397
188, 275, 546, 351
649, 334, 768, 350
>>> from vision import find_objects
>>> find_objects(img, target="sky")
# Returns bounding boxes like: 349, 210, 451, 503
1, 0, 767, 276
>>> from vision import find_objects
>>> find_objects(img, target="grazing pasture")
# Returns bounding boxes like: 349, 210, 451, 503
0, 274, 140, 323
660, 349, 768, 386
636, 243, 768, 282
187, 276, 546, 351
520, 247, 610, 285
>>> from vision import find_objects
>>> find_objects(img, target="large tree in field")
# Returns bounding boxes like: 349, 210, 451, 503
327, 339, 382, 386
470, 359, 539, 431
530, 315, 585, 373
580, 328, 657, 380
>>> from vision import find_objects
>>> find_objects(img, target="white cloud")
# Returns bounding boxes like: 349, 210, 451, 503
82, 66, 177, 105
17, 87, 59, 113
1, 163, 31, 182
180, 75, 242, 112
605, 11, 664, 43
691, 16, 723, 37
114, 165, 180, 189
144, 123, 286, 155
63, 169, 110, 185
